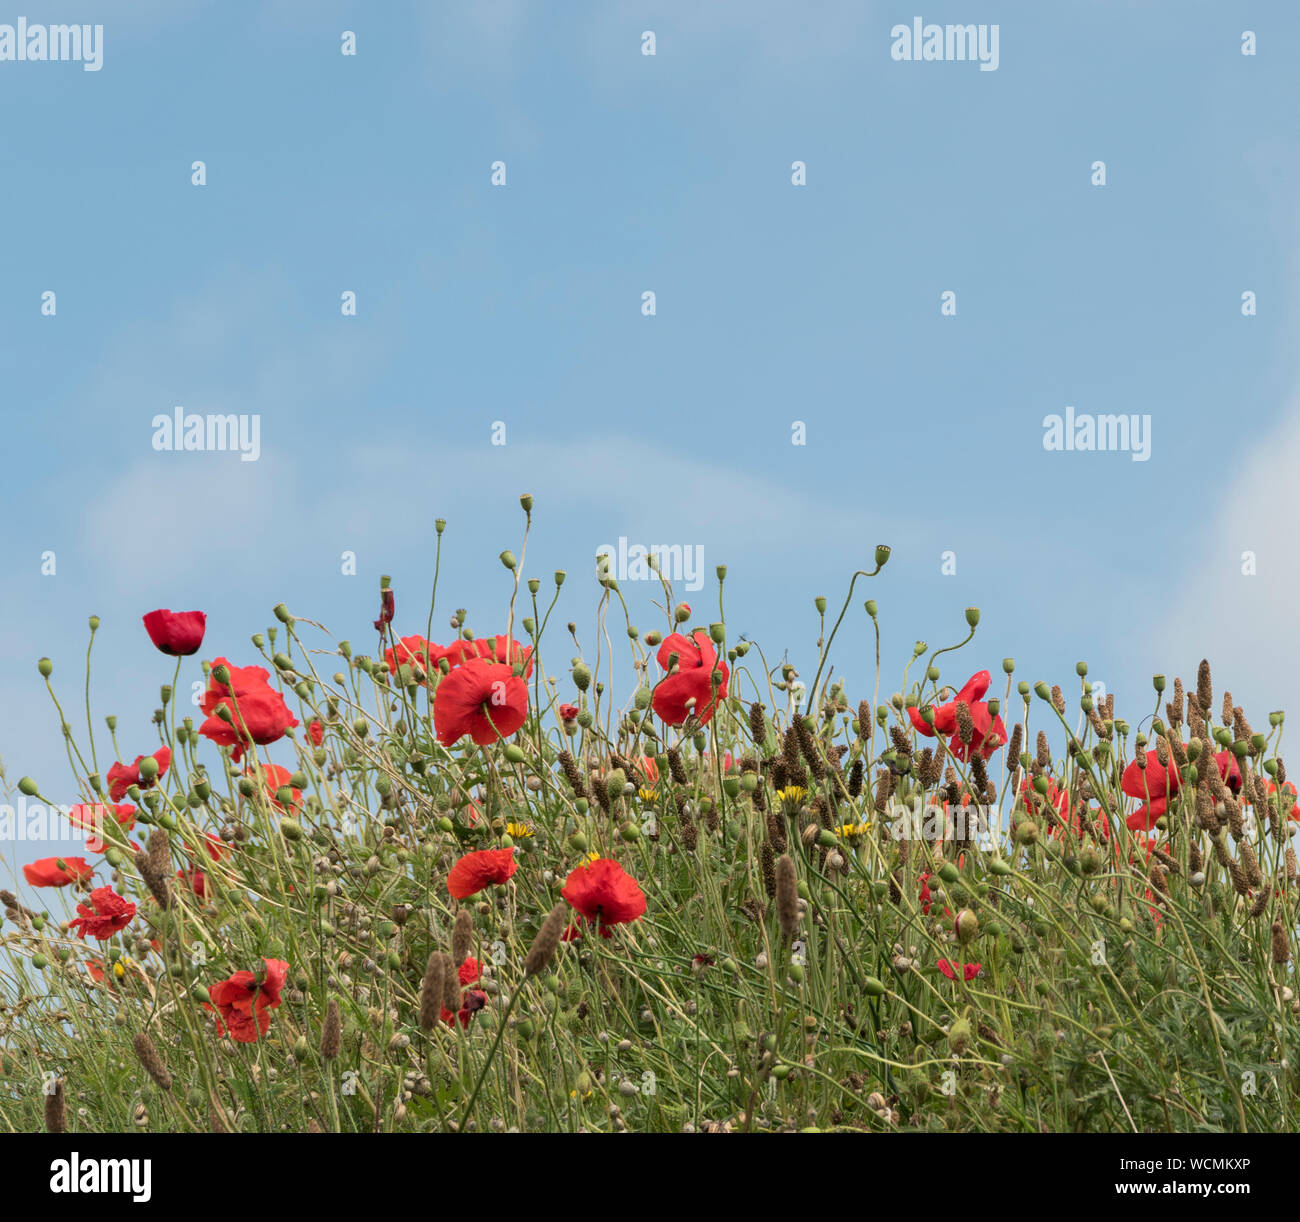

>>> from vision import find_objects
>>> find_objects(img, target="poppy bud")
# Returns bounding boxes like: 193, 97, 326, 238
500, 550, 517, 570
273, 604, 292, 623
1034, 682, 1050, 701
18, 777, 39, 797
572, 662, 591, 692
865, 600, 878, 618
280, 819, 304, 841
89, 615, 101, 630
37, 657, 52, 678
955, 909, 978, 942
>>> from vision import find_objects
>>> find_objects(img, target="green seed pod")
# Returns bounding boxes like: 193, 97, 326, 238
280, 819, 304, 841
863, 976, 886, 997
37, 657, 53, 678
503, 744, 526, 764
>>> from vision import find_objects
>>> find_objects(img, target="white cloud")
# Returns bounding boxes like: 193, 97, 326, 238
1142, 385, 1300, 722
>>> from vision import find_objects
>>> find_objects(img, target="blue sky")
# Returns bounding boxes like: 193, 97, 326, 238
3, 0, 1299, 888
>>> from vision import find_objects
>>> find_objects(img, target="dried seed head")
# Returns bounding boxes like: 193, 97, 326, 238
857, 700, 873, 740
775, 855, 799, 943
954, 702, 974, 748
1170, 678, 1185, 725
524, 903, 566, 977
1273, 921, 1291, 965
1227, 859, 1250, 896
1288, 846, 1298, 886
44, 1078, 66, 1134
1036, 731, 1051, 769
147, 826, 171, 876
1249, 884, 1272, 919
760, 841, 777, 899
440, 952, 461, 1010
1222, 691, 1234, 728
132, 1031, 172, 1091
557, 750, 588, 798
848, 758, 864, 799
134, 849, 173, 910
1196, 659, 1212, 717
1051, 685, 1065, 715
749, 702, 768, 748
452, 908, 473, 966
419, 951, 447, 1032
1240, 839, 1264, 889
918, 747, 943, 788
320, 998, 342, 1059
796, 718, 826, 780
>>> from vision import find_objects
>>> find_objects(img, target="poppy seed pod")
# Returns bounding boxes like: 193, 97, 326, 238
875, 545, 891, 568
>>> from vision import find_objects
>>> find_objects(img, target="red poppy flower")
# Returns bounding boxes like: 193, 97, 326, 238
106, 747, 171, 803
908, 671, 1007, 762
937, 959, 981, 981
178, 866, 208, 898
458, 956, 480, 986
433, 659, 529, 746
1263, 780, 1300, 821
23, 856, 94, 887
68, 802, 137, 853
245, 763, 301, 811
558, 703, 579, 722
1126, 796, 1168, 832
207, 958, 289, 1044
562, 858, 646, 928
1121, 750, 1181, 804
638, 755, 659, 786
142, 609, 207, 656
198, 658, 299, 762
651, 631, 729, 726
69, 886, 136, 940
442, 988, 489, 1028
562, 922, 613, 942
439, 635, 534, 679
384, 634, 437, 678
447, 848, 518, 899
